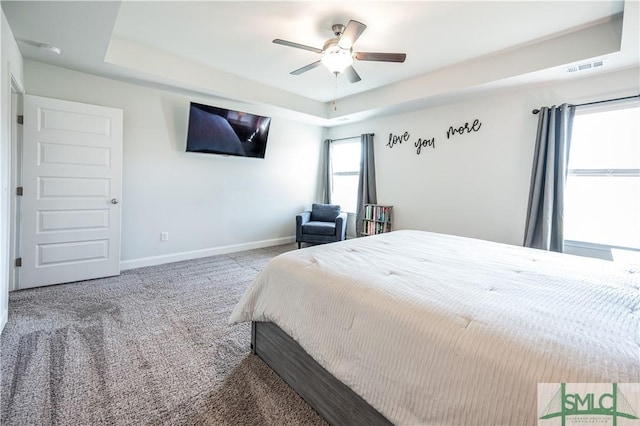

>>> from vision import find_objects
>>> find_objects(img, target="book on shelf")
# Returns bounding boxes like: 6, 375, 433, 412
362, 204, 392, 235
364, 204, 391, 223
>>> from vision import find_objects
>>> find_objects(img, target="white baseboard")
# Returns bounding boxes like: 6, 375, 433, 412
120, 236, 295, 271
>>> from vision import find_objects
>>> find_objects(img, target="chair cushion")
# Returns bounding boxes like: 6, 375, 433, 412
302, 221, 336, 236
310, 203, 341, 222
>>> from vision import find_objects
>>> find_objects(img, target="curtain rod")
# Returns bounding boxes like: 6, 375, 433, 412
531, 94, 640, 114
329, 134, 374, 142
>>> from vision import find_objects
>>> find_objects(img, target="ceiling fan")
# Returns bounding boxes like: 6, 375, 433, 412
273, 20, 406, 83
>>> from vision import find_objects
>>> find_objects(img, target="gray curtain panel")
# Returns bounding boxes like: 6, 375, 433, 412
524, 103, 575, 252
356, 133, 378, 236
322, 139, 332, 204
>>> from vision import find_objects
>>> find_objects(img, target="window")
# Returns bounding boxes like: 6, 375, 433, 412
564, 100, 640, 262
330, 139, 361, 213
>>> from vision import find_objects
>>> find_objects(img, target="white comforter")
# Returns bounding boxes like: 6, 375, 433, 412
230, 230, 640, 425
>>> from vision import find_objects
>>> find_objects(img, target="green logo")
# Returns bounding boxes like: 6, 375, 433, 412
539, 383, 638, 426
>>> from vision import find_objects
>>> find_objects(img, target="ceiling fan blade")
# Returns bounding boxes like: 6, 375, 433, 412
353, 52, 407, 62
344, 65, 361, 83
291, 60, 322, 75
273, 39, 323, 54
338, 20, 367, 49
355, 52, 407, 63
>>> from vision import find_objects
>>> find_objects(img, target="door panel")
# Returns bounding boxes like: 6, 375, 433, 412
38, 240, 109, 265
21, 95, 123, 289
38, 177, 111, 198
38, 209, 110, 232
39, 142, 111, 167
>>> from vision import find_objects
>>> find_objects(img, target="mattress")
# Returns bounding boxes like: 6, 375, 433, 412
230, 230, 640, 425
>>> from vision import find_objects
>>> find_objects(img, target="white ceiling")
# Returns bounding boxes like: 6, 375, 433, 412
2, 1, 638, 126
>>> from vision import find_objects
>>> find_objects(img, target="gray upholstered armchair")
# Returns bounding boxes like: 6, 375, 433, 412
296, 203, 347, 249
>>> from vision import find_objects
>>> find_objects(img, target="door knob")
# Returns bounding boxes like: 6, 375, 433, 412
111, 198, 119, 204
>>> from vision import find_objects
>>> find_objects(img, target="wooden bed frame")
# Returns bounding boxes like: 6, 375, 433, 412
251, 321, 392, 425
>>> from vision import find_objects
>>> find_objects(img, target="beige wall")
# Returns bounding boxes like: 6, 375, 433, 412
24, 60, 325, 269
329, 67, 640, 245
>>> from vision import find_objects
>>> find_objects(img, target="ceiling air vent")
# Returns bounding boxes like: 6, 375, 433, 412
565, 59, 606, 74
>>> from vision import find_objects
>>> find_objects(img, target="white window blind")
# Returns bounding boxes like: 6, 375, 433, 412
564, 100, 640, 258
330, 139, 361, 213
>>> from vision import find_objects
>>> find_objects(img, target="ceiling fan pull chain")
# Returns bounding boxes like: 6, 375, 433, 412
333, 73, 338, 111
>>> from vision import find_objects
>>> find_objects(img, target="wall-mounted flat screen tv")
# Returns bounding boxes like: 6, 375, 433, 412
186, 102, 271, 159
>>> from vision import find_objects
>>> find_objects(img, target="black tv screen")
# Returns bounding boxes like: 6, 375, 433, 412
186, 102, 271, 159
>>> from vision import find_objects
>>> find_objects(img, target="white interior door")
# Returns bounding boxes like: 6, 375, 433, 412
20, 95, 123, 289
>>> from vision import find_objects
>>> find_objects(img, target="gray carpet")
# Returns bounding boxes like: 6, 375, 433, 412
1, 244, 327, 426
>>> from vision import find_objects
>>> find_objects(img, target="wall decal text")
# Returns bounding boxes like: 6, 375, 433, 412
387, 131, 410, 148
387, 131, 436, 155
415, 137, 436, 155
387, 118, 482, 156
446, 119, 482, 139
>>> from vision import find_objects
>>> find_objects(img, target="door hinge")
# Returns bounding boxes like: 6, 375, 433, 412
15, 258, 22, 267
16, 186, 23, 196
17, 115, 23, 125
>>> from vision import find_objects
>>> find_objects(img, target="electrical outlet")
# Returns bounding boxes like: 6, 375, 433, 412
161, 232, 169, 242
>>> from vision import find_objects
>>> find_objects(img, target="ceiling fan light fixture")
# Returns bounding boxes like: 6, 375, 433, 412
321, 46, 353, 74
274, 19, 406, 83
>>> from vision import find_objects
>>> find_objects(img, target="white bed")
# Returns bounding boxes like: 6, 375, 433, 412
230, 230, 640, 425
